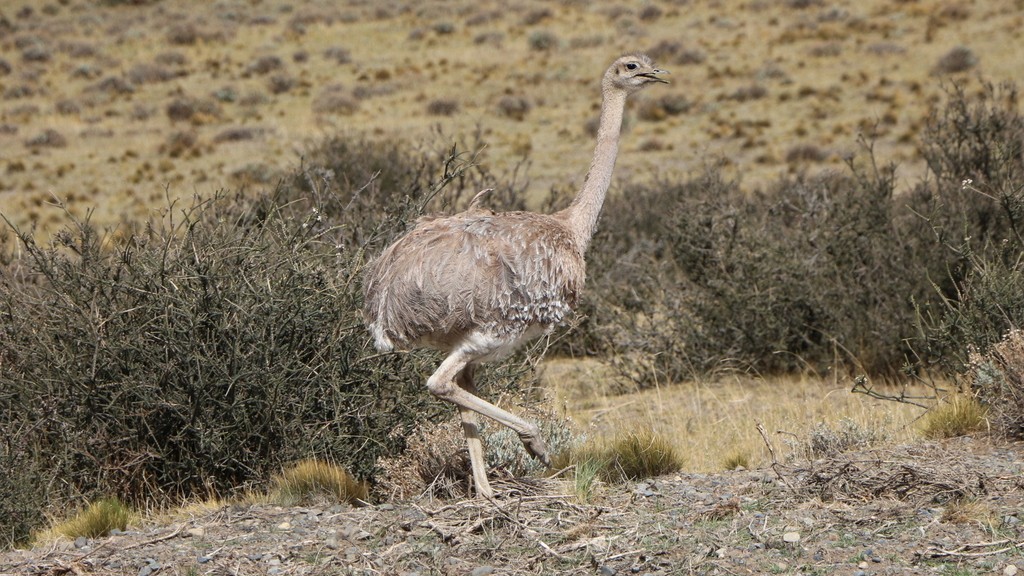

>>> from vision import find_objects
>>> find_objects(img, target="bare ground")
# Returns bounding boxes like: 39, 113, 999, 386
3, 438, 1022, 575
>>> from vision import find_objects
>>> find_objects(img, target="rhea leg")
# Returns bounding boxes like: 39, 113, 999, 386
426, 348, 551, 497
455, 364, 492, 498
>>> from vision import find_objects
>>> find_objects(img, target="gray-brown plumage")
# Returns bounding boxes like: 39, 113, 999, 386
363, 54, 667, 498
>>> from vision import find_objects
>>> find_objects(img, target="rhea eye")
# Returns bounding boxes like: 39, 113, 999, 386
625, 62, 638, 70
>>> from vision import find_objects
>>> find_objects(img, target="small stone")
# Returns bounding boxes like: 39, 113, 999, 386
342, 525, 372, 540
598, 566, 617, 576
186, 527, 206, 538
276, 521, 291, 530
470, 567, 495, 576
1005, 565, 1019, 576
137, 566, 153, 576
325, 535, 341, 549
782, 531, 800, 543
197, 556, 212, 564
73, 536, 88, 549
858, 561, 869, 569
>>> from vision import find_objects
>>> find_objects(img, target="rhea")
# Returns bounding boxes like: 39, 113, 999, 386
363, 54, 667, 498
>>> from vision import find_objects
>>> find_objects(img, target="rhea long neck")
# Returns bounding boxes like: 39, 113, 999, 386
559, 86, 627, 255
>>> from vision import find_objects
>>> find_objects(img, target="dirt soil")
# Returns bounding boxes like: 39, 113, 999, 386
3, 438, 1022, 575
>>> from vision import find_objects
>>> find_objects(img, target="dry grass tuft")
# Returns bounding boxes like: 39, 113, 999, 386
920, 394, 989, 439
570, 428, 682, 484
601, 429, 683, 482
939, 497, 993, 525
49, 498, 135, 541
269, 459, 368, 506
721, 450, 752, 471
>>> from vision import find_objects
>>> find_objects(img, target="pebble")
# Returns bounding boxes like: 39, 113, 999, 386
470, 567, 495, 576
598, 566, 617, 576
276, 521, 291, 530
186, 527, 206, 538
782, 531, 800, 543
137, 561, 160, 576
1005, 565, 1019, 576
634, 482, 656, 497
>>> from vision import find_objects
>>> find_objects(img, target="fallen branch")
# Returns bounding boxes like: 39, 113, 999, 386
925, 539, 1023, 558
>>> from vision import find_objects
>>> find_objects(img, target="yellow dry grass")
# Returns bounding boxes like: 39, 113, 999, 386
1, 0, 1022, 237
267, 459, 369, 506
544, 358, 932, 472
920, 393, 990, 439
33, 497, 136, 546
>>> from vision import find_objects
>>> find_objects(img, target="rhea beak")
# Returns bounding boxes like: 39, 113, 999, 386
640, 69, 670, 84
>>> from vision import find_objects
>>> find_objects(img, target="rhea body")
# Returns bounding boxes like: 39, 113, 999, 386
363, 54, 667, 498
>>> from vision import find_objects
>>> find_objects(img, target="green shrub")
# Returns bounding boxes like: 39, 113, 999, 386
804, 418, 885, 458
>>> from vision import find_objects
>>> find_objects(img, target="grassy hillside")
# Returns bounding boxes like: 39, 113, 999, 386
1, 0, 1022, 234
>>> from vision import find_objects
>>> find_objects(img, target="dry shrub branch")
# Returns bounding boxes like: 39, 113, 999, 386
0, 137, 535, 547
561, 82, 1024, 390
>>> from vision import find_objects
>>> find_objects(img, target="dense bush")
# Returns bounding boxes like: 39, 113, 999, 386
570, 158, 928, 381
567, 82, 1023, 386
967, 330, 1024, 437
0, 137, 531, 547
910, 82, 1024, 371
